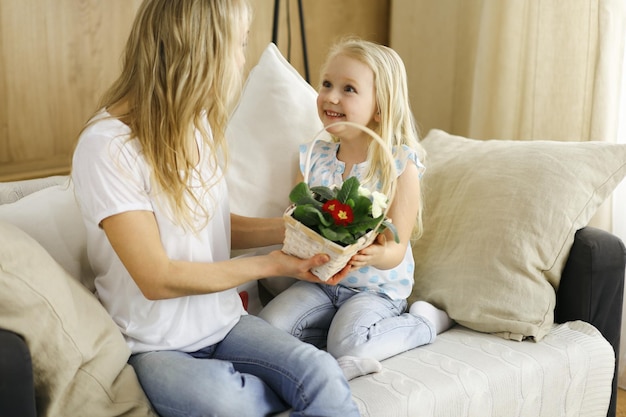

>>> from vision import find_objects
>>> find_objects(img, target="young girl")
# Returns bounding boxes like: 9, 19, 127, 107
259, 38, 453, 380
70, 1, 359, 416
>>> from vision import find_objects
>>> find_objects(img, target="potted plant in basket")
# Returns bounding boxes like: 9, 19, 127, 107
282, 176, 398, 281
288, 177, 398, 247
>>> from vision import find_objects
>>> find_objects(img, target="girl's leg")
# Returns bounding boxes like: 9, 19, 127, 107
257, 281, 336, 348
409, 300, 455, 333
129, 348, 287, 417
327, 292, 436, 361
215, 315, 360, 417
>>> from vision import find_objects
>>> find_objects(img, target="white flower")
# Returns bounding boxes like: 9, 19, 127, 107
358, 185, 372, 198
371, 191, 388, 218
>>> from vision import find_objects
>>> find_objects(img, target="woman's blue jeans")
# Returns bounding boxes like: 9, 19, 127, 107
129, 315, 359, 417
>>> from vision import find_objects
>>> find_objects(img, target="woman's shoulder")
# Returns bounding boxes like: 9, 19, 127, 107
73, 109, 140, 170
76, 110, 133, 150
82, 109, 130, 138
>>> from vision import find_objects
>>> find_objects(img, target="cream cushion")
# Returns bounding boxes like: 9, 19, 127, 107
0, 221, 155, 417
411, 129, 626, 341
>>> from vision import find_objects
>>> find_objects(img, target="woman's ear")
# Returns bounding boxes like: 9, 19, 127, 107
374, 109, 381, 123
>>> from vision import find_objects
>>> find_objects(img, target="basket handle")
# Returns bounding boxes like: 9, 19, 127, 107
302, 121, 397, 220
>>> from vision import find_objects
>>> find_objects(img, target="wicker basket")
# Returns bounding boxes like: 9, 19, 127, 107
282, 121, 397, 281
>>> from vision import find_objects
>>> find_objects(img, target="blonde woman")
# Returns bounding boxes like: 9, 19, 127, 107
71, 1, 358, 416
260, 38, 453, 380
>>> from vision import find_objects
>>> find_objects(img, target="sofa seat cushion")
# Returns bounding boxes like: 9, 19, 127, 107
278, 321, 614, 417
354, 322, 613, 416
0, 221, 155, 417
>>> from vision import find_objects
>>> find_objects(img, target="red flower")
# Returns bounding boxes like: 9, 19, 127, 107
322, 199, 354, 226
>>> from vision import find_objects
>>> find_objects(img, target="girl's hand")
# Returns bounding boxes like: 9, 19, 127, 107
267, 251, 350, 285
348, 233, 387, 268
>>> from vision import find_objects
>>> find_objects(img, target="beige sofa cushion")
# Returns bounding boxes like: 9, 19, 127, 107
0, 221, 155, 417
411, 129, 626, 341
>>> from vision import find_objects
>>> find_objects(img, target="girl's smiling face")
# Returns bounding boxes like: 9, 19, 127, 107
317, 54, 379, 139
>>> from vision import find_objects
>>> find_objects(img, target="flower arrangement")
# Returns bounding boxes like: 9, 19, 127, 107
287, 176, 399, 247
281, 121, 398, 280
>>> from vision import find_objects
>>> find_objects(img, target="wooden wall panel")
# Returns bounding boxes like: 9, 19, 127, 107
0, 0, 144, 180
269, 0, 390, 88
0, 0, 389, 181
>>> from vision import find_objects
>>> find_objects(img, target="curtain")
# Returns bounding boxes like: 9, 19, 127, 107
390, 0, 626, 385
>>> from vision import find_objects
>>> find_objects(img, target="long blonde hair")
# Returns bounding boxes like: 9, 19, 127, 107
92, 0, 251, 229
320, 38, 426, 239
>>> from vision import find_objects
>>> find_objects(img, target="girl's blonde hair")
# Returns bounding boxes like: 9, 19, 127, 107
89, 0, 251, 229
321, 38, 426, 239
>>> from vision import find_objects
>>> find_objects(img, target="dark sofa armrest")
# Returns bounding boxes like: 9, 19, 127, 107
0, 329, 37, 417
555, 226, 626, 417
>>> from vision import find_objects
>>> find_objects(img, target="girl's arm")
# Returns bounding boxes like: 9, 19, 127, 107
101, 211, 345, 300
349, 161, 421, 270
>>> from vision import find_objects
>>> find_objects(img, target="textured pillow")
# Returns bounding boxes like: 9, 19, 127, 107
0, 175, 67, 204
410, 129, 626, 341
0, 179, 95, 291
0, 221, 155, 417
226, 42, 322, 218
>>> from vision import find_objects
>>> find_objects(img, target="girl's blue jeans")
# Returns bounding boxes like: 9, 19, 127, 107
259, 281, 436, 360
128, 314, 359, 417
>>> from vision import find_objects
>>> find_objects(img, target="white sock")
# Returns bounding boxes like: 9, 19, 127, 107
336, 355, 382, 380
409, 300, 454, 334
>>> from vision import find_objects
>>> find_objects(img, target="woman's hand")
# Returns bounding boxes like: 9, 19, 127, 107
267, 250, 350, 285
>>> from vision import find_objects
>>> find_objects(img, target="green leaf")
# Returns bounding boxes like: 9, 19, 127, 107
289, 182, 320, 207
320, 226, 355, 246
337, 177, 360, 203
356, 216, 382, 231
351, 195, 372, 218
292, 205, 331, 228
310, 185, 336, 202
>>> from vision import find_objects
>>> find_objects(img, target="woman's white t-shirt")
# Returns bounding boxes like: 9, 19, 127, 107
72, 110, 245, 353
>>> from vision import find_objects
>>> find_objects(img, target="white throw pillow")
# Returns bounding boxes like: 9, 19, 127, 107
226, 42, 322, 218
226, 43, 323, 294
411, 129, 626, 341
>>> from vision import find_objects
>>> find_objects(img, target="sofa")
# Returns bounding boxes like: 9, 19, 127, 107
1, 43, 626, 417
